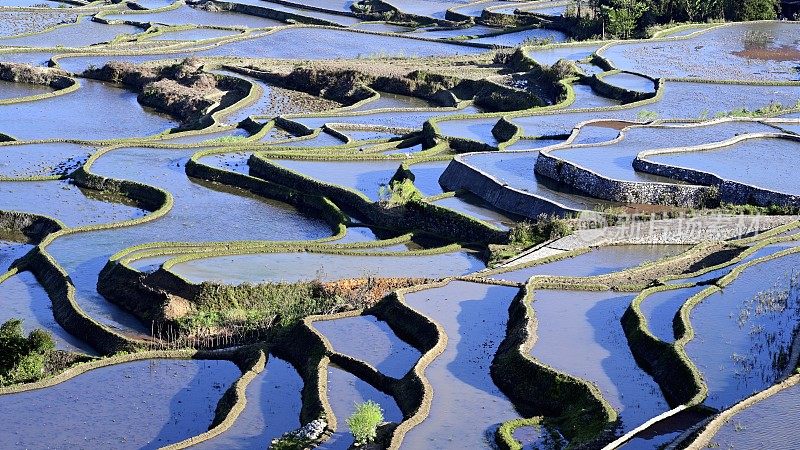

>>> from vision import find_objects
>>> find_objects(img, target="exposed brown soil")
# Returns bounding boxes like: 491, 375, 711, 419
320, 277, 432, 309
733, 45, 800, 62
591, 120, 637, 130
234, 52, 501, 82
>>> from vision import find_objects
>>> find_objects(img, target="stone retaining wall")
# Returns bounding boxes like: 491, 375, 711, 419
439, 157, 580, 219
534, 149, 718, 207
634, 134, 800, 208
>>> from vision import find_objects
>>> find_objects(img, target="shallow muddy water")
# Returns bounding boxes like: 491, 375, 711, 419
193, 355, 303, 449
0, 78, 178, 140
382, 0, 473, 19
647, 136, 800, 195
512, 81, 800, 138
350, 91, 434, 111
602, 72, 656, 93
1, 240, 31, 271
0, 18, 142, 48
639, 285, 706, 343
600, 21, 800, 81
322, 364, 403, 449
0, 359, 240, 449
192, 27, 487, 59
0, 79, 52, 99
168, 249, 485, 284
470, 28, 567, 47
566, 83, 621, 110
0, 270, 96, 353
525, 42, 603, 66
400, 281, 524, 449
408, 160, 447, 197
269, 158, 401, 201
436, 117, 502, 146
567, 122, 623, 144
150, 27, 241, 41
707, 381, 800, 449
0, 179, 147, 227
495, 245, 688, 283
313, 315, 420, 378
686, 251, 800, 410
102, 4, 283, 28
411, 24, 498, 39
0, 142, 92, 179
530, 289, 669, 433
0, 49, 55, 66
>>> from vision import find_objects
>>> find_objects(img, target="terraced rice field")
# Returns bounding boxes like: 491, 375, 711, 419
1, 1, 799, 449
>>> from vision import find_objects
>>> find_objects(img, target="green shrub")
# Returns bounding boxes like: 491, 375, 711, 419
347, 400, 384, 445
509, 215, 573, 247
378, 179, 422, 207
0, 319, 55, 386
178, 281, 343, 335
204, 135, 248, 145
490, 215, 573, 265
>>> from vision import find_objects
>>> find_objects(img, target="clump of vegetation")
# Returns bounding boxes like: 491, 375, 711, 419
490, 214, 573, 265
496, 418, 566, 450
717, 203, 800, 216
378, 179, 422, 207
564, 0, 779, 40
347, 400, 384, 445
0, 319, 55, 386
509, 214, 573, 247
637, 110, 659, 121
84, 58, 226, 124
178, 280, 340, 336
0, 62, 72, 89
175, 277, 423, 340
204, 135, 248, 145
713, 100, 800, 118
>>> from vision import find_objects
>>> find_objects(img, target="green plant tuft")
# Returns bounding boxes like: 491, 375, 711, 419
0, 318, 55, 386
346, 400, 384, 445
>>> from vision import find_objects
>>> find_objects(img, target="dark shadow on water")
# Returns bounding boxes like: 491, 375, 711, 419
149, 361, 236, 449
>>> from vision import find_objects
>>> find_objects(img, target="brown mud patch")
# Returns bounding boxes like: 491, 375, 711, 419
733, 45, 800, 62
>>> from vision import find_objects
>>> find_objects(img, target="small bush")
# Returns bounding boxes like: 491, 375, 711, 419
347, 400, 384, 445
0, 319, 55, 386
509, 214, 572, 247
378, 179, 422, 207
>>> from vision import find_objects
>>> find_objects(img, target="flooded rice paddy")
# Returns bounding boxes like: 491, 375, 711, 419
0, 359, 240, 449
1, 4, 799, 449
705, 379, 800, 449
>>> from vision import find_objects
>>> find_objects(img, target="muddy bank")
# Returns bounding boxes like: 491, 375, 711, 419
230, 64, 544, 111
83, 58, 248, 125
0, 62, 74, 90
